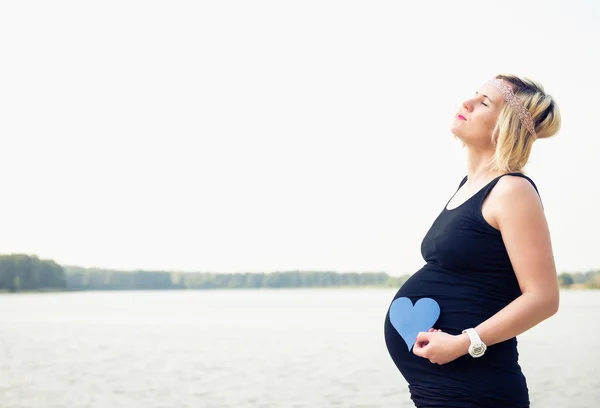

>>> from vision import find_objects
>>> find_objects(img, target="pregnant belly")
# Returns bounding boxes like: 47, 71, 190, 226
390, 263, 517, 335
383, 264, 525, 401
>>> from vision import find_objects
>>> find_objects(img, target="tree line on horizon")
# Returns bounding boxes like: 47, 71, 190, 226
1, 254, 599, 292
0, 254, 65, 291
557, 271, 600, 289
0, 254, 407, 292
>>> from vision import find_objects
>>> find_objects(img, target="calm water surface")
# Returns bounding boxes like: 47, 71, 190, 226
0, 289, 598, 407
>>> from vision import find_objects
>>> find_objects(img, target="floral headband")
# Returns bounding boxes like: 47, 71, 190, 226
487, 78, 537, 139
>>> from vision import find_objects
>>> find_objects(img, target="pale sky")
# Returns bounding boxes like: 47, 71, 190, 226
1, 1, 598, 276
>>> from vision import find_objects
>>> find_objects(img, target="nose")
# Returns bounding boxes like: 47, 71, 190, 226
462, 98, 474, 112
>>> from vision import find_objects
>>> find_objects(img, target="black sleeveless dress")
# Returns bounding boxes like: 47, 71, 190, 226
384, 173, 538, 408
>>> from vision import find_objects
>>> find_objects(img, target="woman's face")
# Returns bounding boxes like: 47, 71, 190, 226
451, 80, 507, 146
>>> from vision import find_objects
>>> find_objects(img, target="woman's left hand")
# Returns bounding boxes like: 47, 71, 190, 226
412, 329, 470, 365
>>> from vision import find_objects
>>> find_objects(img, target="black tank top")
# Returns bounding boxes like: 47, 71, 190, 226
384, 173, 539, 408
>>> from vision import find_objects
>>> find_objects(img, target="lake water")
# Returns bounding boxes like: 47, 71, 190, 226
0, 289, 598, 407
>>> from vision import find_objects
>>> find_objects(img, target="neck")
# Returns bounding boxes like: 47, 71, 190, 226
464, 146, 503, 184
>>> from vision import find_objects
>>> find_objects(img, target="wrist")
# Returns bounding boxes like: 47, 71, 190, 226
462, 328, 487, 357
456, 332, 470, 356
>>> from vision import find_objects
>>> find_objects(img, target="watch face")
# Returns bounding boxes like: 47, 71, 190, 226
469, 343, 486, 357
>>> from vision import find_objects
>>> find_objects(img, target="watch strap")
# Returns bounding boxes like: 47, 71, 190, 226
462, 328, 482, 344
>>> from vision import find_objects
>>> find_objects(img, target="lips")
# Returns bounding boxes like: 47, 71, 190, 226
457, 114, 467, 121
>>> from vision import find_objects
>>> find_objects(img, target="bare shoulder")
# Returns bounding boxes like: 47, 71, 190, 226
494, 175, 541, 205
484, 175, 543, 229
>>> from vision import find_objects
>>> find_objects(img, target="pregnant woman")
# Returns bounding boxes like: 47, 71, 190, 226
384, 74, 562, 408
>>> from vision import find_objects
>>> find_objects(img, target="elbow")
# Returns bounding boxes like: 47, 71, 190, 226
526, 288, 559, 319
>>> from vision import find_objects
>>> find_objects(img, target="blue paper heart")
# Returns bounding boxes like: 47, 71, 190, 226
389, 297, 440, 351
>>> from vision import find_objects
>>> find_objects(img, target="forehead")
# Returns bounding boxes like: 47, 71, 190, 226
478, 81, 506, 105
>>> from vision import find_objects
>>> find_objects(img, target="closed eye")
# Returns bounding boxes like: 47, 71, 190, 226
475, 91, 490, 107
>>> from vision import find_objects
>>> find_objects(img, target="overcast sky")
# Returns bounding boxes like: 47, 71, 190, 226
1, 0, 598, 275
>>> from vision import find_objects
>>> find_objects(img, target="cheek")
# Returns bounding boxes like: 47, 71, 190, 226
473, 112, 498, 133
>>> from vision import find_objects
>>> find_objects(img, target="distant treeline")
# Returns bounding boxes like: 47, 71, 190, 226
2, 254, 599, 292
558, 271, 600, 289
64, 266, 408, 290
0, 254, 407, 292
0, 254, 65, 291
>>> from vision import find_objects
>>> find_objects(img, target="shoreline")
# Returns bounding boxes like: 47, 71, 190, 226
1, 286, 598, 294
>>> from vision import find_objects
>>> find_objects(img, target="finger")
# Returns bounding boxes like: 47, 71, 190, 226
413, 341, 426, 357
416, 332, 430, 343
428, 328, 435, 332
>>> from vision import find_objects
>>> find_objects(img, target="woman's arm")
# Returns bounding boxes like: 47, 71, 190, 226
470, 176, 559, 345
413, 176, 559, 364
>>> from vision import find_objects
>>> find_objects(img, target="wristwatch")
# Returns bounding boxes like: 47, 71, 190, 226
462, 328, 487, 358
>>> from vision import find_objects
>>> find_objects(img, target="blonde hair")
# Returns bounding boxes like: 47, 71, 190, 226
488, 74, 561, 172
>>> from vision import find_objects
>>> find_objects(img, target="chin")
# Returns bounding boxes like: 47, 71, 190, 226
450, 125, 464, 140
450, 129, 469, 145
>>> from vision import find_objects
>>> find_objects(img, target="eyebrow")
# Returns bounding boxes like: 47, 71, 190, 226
475, 91, 493, 104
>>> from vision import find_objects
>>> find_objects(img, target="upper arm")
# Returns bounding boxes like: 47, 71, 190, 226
489, 177, 559, 305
